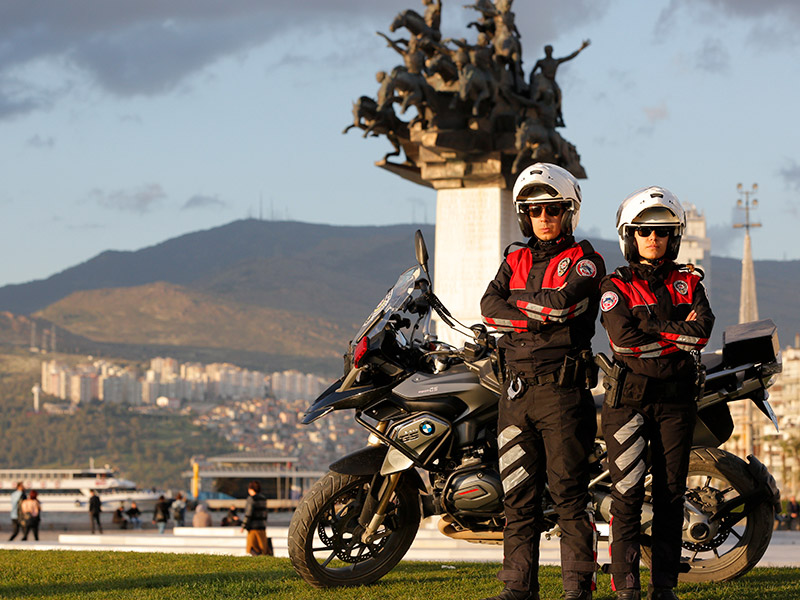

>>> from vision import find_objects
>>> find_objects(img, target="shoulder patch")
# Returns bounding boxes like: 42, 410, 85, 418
557, 257, 571, 277
600, 291, 619, 312
575, 258, 597, 278
673, 280, 689, 295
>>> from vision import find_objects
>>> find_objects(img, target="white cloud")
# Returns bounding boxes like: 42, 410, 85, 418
90, 183, 166, 214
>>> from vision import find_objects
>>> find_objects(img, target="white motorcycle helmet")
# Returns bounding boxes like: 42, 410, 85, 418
616, 186, 686, 262
512, 163, 582, 238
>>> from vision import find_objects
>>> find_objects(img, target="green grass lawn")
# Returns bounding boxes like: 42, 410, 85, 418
1, 552, 799, 600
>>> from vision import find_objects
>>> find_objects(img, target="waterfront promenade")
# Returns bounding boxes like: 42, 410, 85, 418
1, 517, 799, 568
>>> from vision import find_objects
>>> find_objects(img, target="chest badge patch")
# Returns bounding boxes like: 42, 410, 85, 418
674, 280, 689, 295
557, 257, 571, 277
575, 259, 597, 278
600, 291, 619, 312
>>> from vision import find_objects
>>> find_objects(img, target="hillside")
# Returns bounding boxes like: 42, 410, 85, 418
0, 220, 437, 319
35, 282, 346, 360
1, 221, 798, 374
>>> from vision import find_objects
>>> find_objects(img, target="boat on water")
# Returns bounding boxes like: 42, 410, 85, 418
0, 464, 162, 512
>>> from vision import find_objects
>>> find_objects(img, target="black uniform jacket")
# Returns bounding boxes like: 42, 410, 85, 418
481, 235, 605, 376
599, 261, 715, 381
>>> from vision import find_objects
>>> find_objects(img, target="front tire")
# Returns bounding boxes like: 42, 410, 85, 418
641, 447, 774, 582
288, 471, 421, 588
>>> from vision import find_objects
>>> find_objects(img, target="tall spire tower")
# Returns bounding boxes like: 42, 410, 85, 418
734, 183, 760, 323
733, 182, 760, 457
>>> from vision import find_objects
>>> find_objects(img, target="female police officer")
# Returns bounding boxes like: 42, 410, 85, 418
598, 187, 714, 600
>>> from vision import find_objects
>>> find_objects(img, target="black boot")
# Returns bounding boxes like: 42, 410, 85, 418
564, 591, 592, 600
616, 590, 641, 600
647, 586, 678, 600
481, 588, 539, 600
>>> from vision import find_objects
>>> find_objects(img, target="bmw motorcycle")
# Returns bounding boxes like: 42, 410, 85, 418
288, 231, 782, 588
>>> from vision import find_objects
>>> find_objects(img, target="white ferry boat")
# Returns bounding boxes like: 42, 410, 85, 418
0, 464, 162, 512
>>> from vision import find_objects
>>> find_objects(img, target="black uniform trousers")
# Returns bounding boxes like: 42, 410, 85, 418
497, 381, 597, 593
601, 398, 696, 591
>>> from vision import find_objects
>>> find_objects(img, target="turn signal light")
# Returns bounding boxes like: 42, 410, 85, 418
354, 337, 369, 368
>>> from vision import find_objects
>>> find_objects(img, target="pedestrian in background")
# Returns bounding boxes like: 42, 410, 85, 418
89, 490, 103, 534
112, 503, 129, 529
241, 481, 270, 556
193, 503, 213, 527
8, 482, 26, 541
126, 501, 142, 529
153, 495, 170, 534
788, 495, 800, 531
20, 490, 41, 541
171, 492, 186, 527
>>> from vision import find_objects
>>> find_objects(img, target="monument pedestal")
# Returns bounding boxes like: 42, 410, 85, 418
432, 187, 518, 347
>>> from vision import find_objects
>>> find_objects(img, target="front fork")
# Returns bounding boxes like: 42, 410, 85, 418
360, 472, 402, 543
358, 420, 402, 544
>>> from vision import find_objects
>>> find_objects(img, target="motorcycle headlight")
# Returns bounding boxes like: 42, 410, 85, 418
354, 337, 369, 368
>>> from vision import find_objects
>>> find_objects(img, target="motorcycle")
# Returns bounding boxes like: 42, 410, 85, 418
288, 231, 782, 588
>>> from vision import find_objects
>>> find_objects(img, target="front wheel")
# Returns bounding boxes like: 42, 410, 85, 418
641, 447, 774, 582
288, 471, 421, 588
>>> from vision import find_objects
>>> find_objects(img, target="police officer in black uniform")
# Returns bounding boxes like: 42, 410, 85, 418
598, 187, 714, 600
480, 163, 605, 600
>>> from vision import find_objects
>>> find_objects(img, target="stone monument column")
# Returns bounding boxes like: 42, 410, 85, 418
434, 188, 517, 345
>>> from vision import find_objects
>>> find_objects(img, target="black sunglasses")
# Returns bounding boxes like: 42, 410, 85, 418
528, 203, 568, 218
634, 226, 672, 238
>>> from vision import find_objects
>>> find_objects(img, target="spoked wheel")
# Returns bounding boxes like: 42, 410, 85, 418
641, 447, 774, 582
288, 471, 420, 588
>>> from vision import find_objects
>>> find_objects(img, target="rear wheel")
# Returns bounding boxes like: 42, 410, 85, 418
288, 471, 421, 588
641, 447, 774, 582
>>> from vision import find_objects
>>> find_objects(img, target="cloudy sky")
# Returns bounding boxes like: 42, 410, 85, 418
1, 0, 798, 285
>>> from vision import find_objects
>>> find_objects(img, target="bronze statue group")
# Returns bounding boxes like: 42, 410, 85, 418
344, 0, 588, 178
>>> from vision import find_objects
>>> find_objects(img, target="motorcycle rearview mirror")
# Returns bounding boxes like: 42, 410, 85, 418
414, 229, 430, 279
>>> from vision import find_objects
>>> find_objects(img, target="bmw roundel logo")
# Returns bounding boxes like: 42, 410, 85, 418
420, 421, 434, 435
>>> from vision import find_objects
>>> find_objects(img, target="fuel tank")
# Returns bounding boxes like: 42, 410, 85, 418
392, 363, 497, 416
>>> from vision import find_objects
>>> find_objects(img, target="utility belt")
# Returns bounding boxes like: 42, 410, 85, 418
595, 352, 701, 409
506, 350, 598, 400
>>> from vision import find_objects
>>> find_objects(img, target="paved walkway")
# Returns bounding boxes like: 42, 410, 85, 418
0, 523, 799, 568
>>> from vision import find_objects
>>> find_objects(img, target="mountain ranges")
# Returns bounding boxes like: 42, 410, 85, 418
0, 219, 797, 375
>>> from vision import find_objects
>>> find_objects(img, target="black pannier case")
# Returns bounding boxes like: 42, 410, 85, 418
722, 319, 779, 366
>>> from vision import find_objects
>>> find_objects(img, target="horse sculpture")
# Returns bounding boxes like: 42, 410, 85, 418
343, 96, 409, 162
376, 67, 435, 126
390, 9, 441, 41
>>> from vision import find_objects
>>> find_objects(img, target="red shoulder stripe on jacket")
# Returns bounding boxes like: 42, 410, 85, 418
506, 247, 533, 291
609, 276, 657, 308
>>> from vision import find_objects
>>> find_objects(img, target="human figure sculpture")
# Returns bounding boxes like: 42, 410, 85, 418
423, 0, 442, 32
490, 3, 524, 92
378, 31, 427, 74
530, 40, 590, 126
